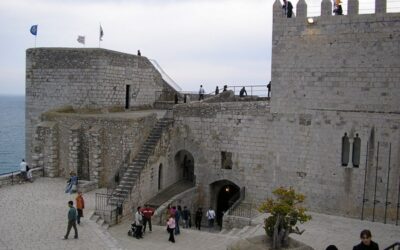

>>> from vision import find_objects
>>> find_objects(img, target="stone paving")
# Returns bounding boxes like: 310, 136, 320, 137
0, 177, 399, 250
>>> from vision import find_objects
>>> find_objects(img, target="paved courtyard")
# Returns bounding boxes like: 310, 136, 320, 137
0, 177, 399, 250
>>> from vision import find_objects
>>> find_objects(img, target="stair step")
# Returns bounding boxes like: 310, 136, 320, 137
91, 214, 100, 222
227, 228, 241, 236
220, 229, 229, 234
237, 226, 250, 236
102, 223, 110, 230
97, 218, 105, 226
115, 188, 129, 193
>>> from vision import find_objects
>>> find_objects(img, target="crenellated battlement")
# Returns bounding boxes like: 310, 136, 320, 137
273, 0, 394, 19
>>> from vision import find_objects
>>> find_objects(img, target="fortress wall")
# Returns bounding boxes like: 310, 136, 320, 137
39, 112, 156, 184
271, 12, 400, 114
26, 48, 168, 163
172, 101, 400, 222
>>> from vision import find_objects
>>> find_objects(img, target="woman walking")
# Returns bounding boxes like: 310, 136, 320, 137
166, 214, 176, 243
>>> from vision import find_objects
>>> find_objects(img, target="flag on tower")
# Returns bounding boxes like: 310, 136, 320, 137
30, 25, 38, 36
99, 25, 104, 41
77, 35, 85, 45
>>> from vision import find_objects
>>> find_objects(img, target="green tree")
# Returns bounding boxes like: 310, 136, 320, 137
258, 187, 311, 250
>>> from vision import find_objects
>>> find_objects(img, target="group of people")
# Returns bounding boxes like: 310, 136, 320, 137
281, 0, 342, 17
63, 191, 85, 240
200, 82, 271, 99
130, 205, 156, 239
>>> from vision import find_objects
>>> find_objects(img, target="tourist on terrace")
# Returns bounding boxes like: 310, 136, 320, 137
76, 191, 85, 225
134, 206, 143, 239
223, 85, 228, 92
182, 206, 191, 228
175, 205, 182, 235
140, 204, 155, 233
206, 207, 216, 228
166, 214, 176, 243
65, 172, 78, 194
199, 85, 205, 100
195, 207, 203, 230
239, 87, 247, 97
267, 81, 271, 97
282, 0, 293, 18
353, 230, 379, 250
63, 200, 78, 239
215, 86, 219, 95
20, 159, 27, 181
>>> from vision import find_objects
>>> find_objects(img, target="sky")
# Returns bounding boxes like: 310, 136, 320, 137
0, 0, 397, 95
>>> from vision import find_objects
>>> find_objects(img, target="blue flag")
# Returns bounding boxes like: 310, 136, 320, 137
30, 25, 38, 36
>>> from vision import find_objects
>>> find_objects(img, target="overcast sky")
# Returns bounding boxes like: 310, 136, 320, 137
0, 0, 396, 95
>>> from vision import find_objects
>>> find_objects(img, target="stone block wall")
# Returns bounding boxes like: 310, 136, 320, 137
271, 0, 400, 114
171, 101, 400, 223
26, 48, 174, 163
38, 110, 157, 185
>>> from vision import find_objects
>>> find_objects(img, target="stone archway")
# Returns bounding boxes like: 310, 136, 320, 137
174, 150, 195, 183
210, 180, 240, 227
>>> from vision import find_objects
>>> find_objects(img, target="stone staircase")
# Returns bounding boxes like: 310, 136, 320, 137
109, 117, 173, 206
93, 117, 173, 225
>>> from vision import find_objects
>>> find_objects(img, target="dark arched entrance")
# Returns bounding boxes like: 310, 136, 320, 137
174, 150, 194, 183
210, 180, 240, 227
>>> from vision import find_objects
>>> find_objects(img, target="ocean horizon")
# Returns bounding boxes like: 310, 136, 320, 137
0, 95, 25, 175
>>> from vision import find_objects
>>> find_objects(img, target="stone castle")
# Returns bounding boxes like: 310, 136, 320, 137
26, 0, 400, 227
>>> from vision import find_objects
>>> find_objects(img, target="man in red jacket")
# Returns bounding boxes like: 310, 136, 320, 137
140, 204, 155, 233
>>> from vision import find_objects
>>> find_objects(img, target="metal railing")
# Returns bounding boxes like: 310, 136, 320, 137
95, 192, 121, 225
226, 186, 246, 216
0, 170, 21, 185
384, 242, 400, 250
228, 202, 258, 218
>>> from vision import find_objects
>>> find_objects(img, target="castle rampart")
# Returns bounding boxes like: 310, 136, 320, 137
271, 0, 400, 114
26, 48, 173, 163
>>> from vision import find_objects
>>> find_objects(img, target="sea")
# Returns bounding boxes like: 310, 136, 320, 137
0, 95, 25, 175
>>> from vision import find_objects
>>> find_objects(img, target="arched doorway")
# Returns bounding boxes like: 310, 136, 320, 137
174, 150, 195, 183
158, 163, 163, 190
210, 180, 240, 227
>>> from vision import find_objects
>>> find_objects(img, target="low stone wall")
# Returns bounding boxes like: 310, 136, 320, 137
222, 215, 253, 230
227, 235, 314, 250
0, 167, 43, 188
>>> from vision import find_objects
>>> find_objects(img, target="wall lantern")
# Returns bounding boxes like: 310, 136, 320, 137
307, 17, 315, 24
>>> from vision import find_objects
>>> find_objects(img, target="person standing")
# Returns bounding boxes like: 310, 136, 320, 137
353, 230, 379, 250
215, 86, 219, 95
140, 205, 155, 233
135, 206, 143, 239
199, 85, 205, 100
267, 81, 271, 98
182, 206, 191, 228
20, 159, 27, 181
206, 207, 216, 228
166, 214, 176, 243
195, 207, 203, 230
282, 0, 293, 18
63, 201, 78, 239
75, 191, 85, 225
333, 0, 343, 15
175, 206, 182, 235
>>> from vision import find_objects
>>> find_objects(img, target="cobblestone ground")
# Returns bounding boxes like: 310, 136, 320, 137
1, 178, 399, 250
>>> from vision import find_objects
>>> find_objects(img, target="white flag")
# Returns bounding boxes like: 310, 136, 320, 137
77, 35, 85, 45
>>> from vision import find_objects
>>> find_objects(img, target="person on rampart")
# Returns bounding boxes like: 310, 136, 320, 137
333, 0, 343, 15
282, 0, 293, 18
75, 191, 85, 225
223, 85, 228, 92
137, 50, 141, 56
239, 87, 247, 97
199, 85, 205, 100
140, 204, 155, 233
267, 81, 271, 97
63, 200, 78, 239
215, 86, 219, 95
20, 159, 27, 181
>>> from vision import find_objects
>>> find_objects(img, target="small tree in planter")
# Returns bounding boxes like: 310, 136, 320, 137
258, 187, 311, 250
